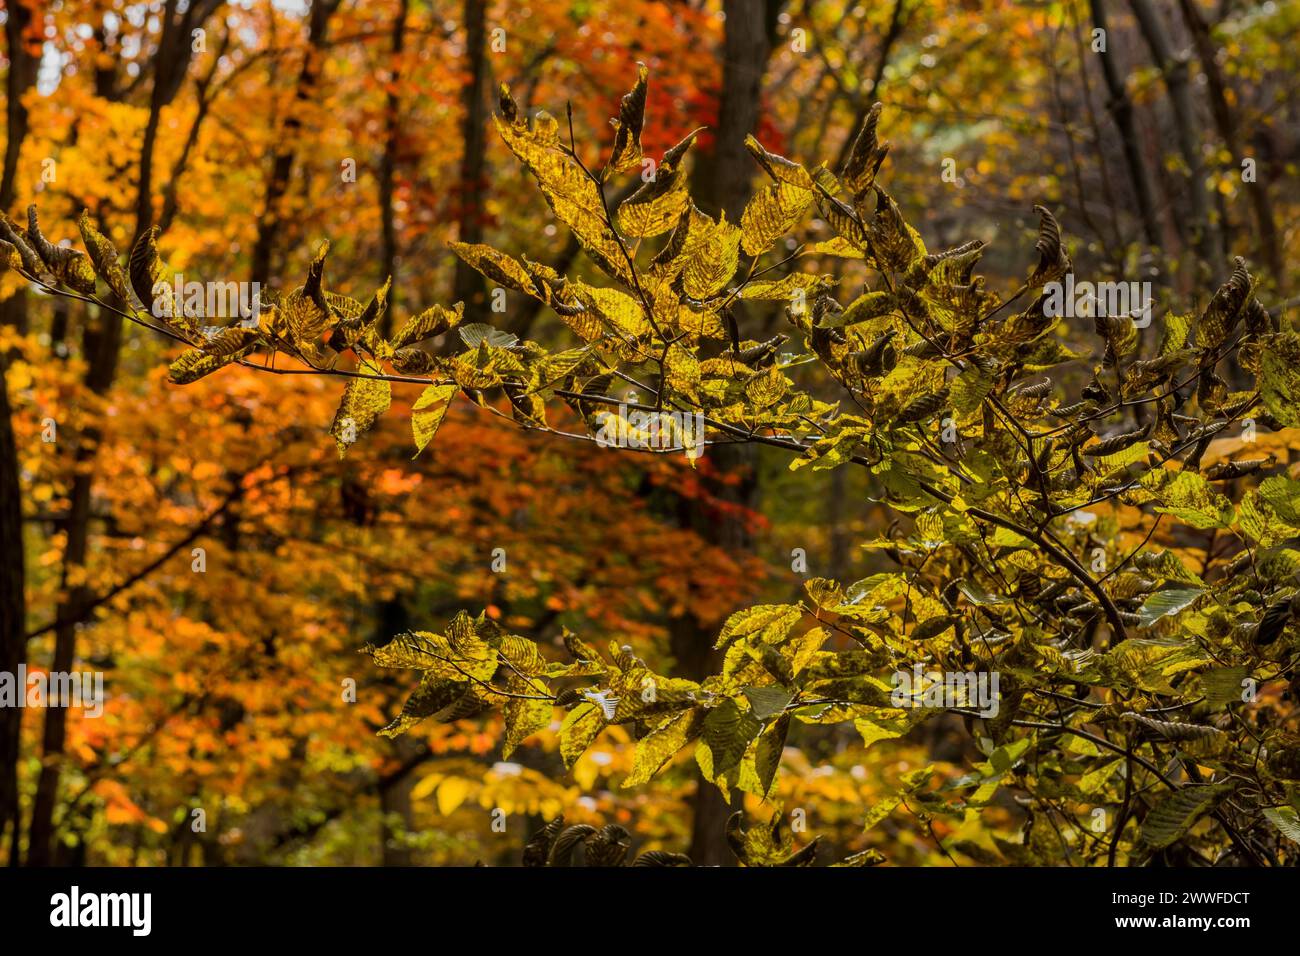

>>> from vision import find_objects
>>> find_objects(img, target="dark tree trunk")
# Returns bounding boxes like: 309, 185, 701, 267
1088, 0, 1163, 249
1127, 0, 1226, 280
251, 0, 338, 288
0, 361, 26, 864
0, 0, 38, 864
378, 0, 411, 334
1174, 0, 1284, 289
451, 0, 490, 320
673, 0, 785, 867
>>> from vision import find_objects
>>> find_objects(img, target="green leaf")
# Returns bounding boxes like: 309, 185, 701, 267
1259, 332, 1300, 427
743, 685, 793, 720
1143, 470, 1233, 530
1078, 758, 1124, 796
750, 713, 790, 796
863, 795, 903, 832
1199, 666, 1251, 707
864, 763, 935, 831
699, 699, 762, 781
1140, 784, 1232, 849
1258, 476, 1300, 527
1262, 807, 1300, 844
1136, 586, 1205, 628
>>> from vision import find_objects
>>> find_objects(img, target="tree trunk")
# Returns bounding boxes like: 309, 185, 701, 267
1174, 0, 1284, 289
451, 0, 490, 320
0, 360, 26, 864
0, 0, 38, 864
251, 0, 338, 288
1127, 0, 1226, 280
1087, 0, 1163, 249
378, 0, 411, 334
673, 0, 785, 867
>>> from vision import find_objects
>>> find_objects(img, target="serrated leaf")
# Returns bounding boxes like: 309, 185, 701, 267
608, 62, 648, 172
682, 215, 741, 299
458, 322, 518, 348
617, 171, 689, 238
740, 272, 833, 301
77, 211, 133, 305
379, 674, 468, 738
1263, 806, 1300, 844
559, 702, 604, 769
502, 676, 553, 758
715, 604, 802, 650
167, 345, 252, 384
1140, 783, 1232, 849
1135, 586, 1204, 628
1258, 333, 1300, 428
450, 241, 538, 296
129, 226, 183, 328
1142, 470, 1233, 530
742, 685, 793, 720
330, 359, 391, 457
392, 302, 463, 348
740, 181, 811, 257
623, 708, 703, 787
699, 699, 762, 780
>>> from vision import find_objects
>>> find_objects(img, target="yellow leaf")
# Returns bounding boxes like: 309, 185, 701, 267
608, 62, 649, 172
740, 181, 812, 257
411, 383, 457, 457
683, 215, 741, 299
436, 777, 471, 816
623, 709, 703, 787
559, 702, 604, 769
330, 359, 391, 457
617, 172, 689, 237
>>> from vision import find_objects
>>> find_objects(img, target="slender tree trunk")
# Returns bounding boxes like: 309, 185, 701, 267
378, 0, 411, 334
674, 0, 785, 868
251, 0, 338, 288
1174, 0, 1284, 289
0, 0, 38, 864
1088, 0, 1163, 249
451, 0, 489, 320
132, 0, 180, 239
1, 0, 34, 211
1127, 0, 1226, 280
24, 327, 119, 865
0, 361, 26, 864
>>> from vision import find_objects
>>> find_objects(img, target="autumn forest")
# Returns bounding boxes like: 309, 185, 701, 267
1, 0, 1299, 875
